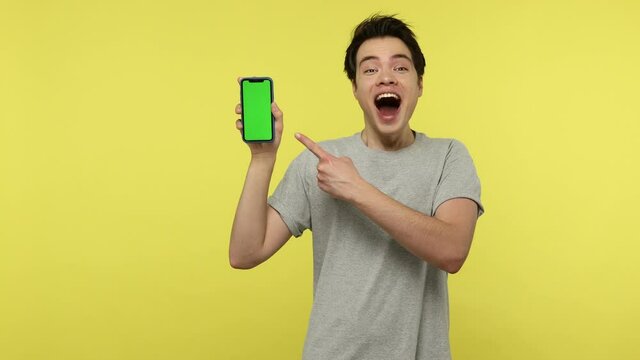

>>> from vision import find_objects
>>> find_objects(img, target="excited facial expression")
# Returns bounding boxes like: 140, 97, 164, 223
352, 37, 423, 139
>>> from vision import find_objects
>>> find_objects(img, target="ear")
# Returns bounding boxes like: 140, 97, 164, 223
418, 76, 424, 97
351, 79, 357, 96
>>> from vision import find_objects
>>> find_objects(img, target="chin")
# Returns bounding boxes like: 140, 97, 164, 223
369, 119, 409, 138
376, 111, 409, 129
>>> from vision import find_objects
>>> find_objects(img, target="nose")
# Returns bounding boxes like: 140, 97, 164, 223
377, 68, 397, 86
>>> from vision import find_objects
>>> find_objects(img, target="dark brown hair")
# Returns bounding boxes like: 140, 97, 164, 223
344, 14, 426, 82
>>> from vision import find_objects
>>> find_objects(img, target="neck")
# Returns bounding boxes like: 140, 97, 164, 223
361, 127, 415, 151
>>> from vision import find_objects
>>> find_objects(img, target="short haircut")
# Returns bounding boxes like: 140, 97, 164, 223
344, 14, 426, 82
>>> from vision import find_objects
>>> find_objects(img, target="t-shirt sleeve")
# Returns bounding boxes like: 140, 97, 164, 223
267, 152, 312, 237
432, 139, 484, 217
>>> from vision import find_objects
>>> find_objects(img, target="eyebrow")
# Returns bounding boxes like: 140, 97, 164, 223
358, 54, 413, 67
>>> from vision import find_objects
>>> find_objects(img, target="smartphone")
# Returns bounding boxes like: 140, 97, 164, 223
240, 77, 274, 142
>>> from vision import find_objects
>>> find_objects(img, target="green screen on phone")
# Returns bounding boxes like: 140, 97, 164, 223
241, 78, 273, 142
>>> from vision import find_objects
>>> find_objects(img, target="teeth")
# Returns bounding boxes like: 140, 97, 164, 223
376, 93, 400, 101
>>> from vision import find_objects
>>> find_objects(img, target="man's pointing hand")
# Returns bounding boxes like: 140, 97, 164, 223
295, 133, 368, 202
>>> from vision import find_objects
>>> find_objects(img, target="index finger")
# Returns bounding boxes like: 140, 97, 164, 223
295, 133, 334, 160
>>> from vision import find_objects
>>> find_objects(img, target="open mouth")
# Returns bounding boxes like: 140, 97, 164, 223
374, 92, 401, 119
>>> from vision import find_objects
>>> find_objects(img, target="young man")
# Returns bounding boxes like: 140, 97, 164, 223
230, 15, 483, 360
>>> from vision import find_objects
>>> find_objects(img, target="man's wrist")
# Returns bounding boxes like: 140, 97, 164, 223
249, 153, 276, 169
348, 177, 375, 205
250, 152, 277, 164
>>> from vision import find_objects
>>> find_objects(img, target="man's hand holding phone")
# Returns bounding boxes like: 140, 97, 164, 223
235, 77, 283, 159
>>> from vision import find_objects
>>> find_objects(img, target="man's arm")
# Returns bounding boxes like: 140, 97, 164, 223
351, 186, 478, 274
228, 102, 292, 269
295, 133, 479, 274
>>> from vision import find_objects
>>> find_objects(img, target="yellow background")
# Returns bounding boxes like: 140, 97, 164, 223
1, 0, 639, 359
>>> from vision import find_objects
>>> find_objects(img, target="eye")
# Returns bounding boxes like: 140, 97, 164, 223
363, 68, 378, 74
394, 66, 409, 72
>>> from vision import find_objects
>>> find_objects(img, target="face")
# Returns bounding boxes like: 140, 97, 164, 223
352, 37, 423, 138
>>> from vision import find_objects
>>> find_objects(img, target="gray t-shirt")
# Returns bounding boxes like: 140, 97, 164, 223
268, 132, 483, 360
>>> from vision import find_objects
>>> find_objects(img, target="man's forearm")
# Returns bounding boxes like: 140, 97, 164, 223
229, 155, 276, 267
349, 181, 473, 273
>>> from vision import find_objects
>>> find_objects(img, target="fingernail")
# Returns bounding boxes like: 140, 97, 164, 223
295, 133, 301, 139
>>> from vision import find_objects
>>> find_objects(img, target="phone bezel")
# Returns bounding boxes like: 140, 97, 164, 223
240, 77, 275, 143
